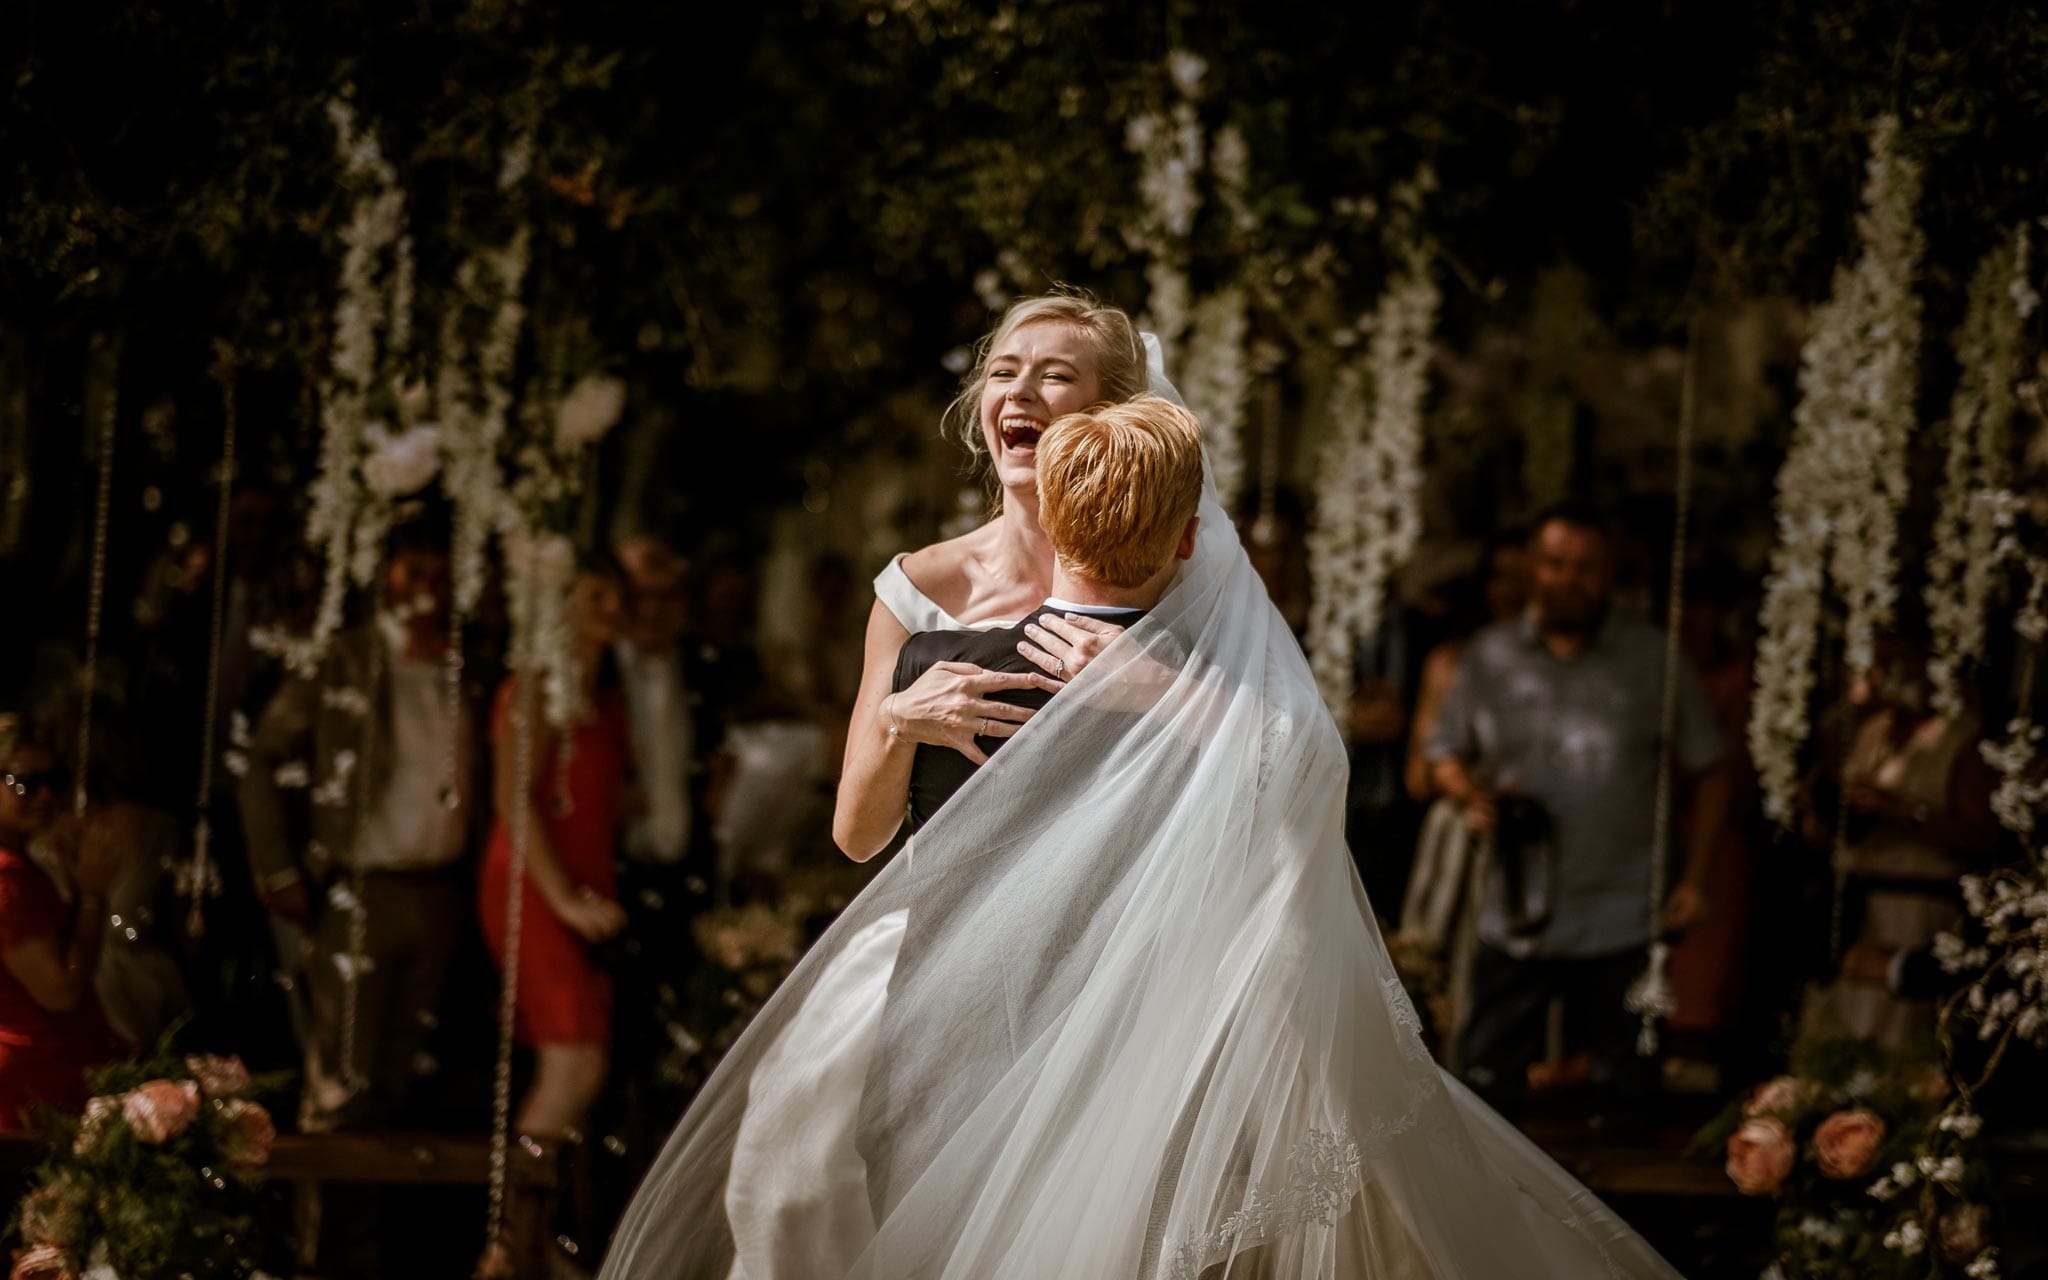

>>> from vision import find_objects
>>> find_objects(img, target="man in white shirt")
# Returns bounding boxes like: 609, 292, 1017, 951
238, 511, 483, 1276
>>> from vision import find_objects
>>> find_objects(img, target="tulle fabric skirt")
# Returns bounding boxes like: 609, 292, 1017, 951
725, 909, 906, 1278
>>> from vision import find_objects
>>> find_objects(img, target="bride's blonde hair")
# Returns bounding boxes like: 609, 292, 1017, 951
943, 289, 1148, 469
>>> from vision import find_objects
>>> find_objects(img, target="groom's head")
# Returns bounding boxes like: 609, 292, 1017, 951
1036, 394, 1203, 600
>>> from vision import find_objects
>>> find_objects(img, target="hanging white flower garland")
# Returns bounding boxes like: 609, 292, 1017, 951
1177, 121, 1258, 510
306, 94, 416, 667
1125, 50, 1206, 368
1306, 358, 1372, 715
1306, 189, 1440, 723
1935, 507, 2048, 1042
1182, 286, 1250, 506
1926, 228, 2038, 717
1749, 115, 1925, 822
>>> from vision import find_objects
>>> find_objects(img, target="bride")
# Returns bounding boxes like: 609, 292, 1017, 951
600, 303, 1686, 1278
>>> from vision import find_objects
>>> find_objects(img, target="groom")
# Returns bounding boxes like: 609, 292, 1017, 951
855, 394, 1206, 1219
889, 393, 1204, 829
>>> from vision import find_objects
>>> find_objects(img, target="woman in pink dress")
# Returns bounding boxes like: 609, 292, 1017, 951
479, 566, 633, 1140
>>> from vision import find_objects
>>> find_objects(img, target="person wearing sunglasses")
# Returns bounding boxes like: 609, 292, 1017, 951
0, 714, 119, 1128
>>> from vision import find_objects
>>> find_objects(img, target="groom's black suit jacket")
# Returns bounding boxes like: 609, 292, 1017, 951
892, 603, 1147, 830
864, 600, 1150, 1218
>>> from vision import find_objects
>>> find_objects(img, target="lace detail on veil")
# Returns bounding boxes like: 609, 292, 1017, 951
1255, 710, 1291, 793
1382, 976, 1433, 1067
1165, 1127, 1364, 1280
1162, 1033, 1448, 1278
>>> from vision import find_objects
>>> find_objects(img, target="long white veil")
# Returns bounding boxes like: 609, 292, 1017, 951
599, 346, 1683, 1279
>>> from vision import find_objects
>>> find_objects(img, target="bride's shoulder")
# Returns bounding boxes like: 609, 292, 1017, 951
898, 526, 991, 607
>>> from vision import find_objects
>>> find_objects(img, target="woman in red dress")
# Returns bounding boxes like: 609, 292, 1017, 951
0, 715, 119, 1129
479, 567, 634, 1140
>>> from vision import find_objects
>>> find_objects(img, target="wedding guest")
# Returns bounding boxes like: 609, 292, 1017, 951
81, 801, 189, 1047
1427, 502, 1728, 1108
1403, 530, 1529, 803
479, 560, 633, 1142
1391, 532, 1527, 1068
29, 694, 192, 1050
0, 715, 119, 1128
799, 552, 867, 769
615, 534, 697, 873
241, 508, 481, 1131
1346, 607, 1419, 921
695, 554, 831, 899
1664, 555, 1760, 1064
1801, 633, 2001, 1047
238, 507, 483, 1275
610, 533, 706, 1157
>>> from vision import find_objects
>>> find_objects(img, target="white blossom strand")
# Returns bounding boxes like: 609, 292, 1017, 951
1749, 115, 1925, 822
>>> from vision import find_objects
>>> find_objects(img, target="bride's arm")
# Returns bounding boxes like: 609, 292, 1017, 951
833, 600, 1062, 861
834, 602, 919, 861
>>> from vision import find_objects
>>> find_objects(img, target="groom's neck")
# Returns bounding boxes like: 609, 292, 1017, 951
1048, 559, 1174, 612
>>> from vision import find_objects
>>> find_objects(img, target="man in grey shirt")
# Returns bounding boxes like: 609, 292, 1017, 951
1426, 503, 1729, 1106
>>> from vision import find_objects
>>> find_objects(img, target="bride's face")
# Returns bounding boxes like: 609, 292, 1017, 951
980, 321, 1103, 494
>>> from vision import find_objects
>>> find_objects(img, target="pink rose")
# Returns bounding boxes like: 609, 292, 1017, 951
1725, 1117, 1796, 1195
1813, 1108, 1887, 1179
216, 1098, 276, 1169
8, 1244, 75, 1280
184, 1054, 251, 1099
1743, 1076, 1810, 1118
1940, 1204, 1992, 1263
16, 1183, 84, 1249
70, 1096, 118, 1157
120, 1079, 201, 1144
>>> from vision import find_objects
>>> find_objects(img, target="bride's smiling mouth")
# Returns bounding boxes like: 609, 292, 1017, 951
997, 416, 1045, 453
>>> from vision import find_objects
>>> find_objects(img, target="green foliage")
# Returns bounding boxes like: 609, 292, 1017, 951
10, 1041, 289, 1278
14, 1, 2043, 367
4, 0, 2047, 559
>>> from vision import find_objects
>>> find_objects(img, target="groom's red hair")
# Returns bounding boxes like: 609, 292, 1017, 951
1036, 395, 1204, 589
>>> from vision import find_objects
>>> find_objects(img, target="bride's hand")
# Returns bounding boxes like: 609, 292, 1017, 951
1017, 614, 1125, 682
883, 661, 1061, 766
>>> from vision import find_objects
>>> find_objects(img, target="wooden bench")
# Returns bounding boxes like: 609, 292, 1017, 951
0, 1131, 564, 1278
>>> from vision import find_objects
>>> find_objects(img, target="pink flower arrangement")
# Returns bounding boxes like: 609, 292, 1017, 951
7, 1244, 74, 1280
183, 1054, 251, 1100
120, 1079, 202, 1145
69, 1097, 117, 1158
18, 1049, 275, 1278
1725, 1117, 1797, 1195
16, 1183, 83, 1250
1813, 1108, 1886, 1179
216, 1098, 276, 1169
1743, 1075, 1810, 1117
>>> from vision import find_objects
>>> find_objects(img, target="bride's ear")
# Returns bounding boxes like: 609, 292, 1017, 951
1176, 516, 1200, 560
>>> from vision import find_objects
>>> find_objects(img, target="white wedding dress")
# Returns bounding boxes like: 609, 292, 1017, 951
603, 349, 1686, 1279
719, 556, 1015, 1280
